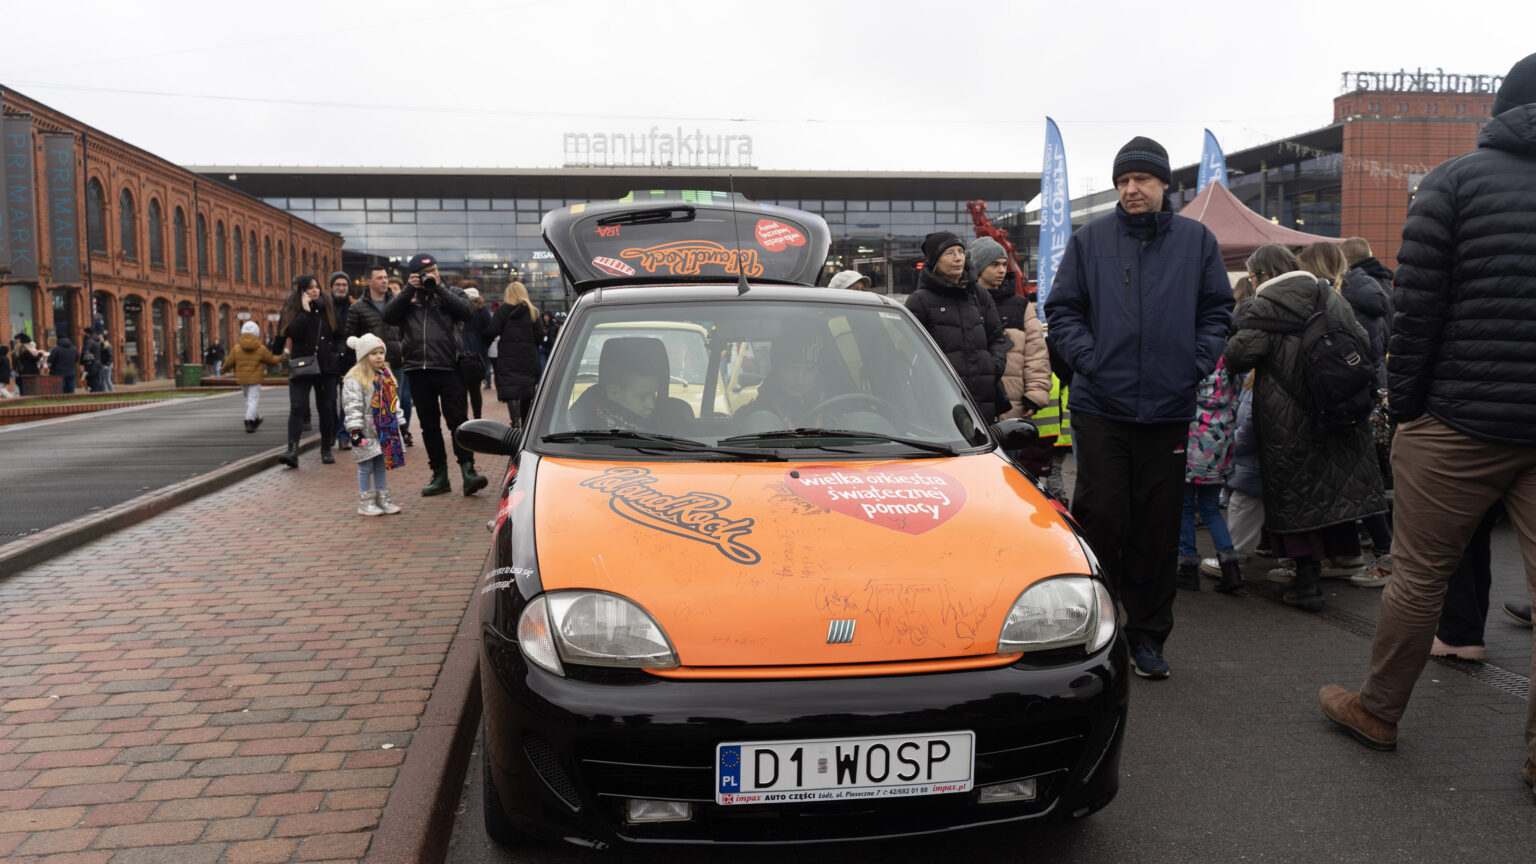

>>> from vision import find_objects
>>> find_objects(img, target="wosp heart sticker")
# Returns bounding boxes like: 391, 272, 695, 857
784, 466, 967, 534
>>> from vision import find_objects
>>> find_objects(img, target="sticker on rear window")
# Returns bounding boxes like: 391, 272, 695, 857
619, 241, 763, 278
755, 219, 806, 252
592, 256, 636, 277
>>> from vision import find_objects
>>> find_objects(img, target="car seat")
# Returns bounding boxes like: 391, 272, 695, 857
568, 336, 695, 434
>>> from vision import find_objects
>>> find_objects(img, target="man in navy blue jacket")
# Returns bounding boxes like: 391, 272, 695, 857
1045, 136, 1233, 680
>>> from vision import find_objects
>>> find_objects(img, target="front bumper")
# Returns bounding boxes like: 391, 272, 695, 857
481, 632, 1128, 847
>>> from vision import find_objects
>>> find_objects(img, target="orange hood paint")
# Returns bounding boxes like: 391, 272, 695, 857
533, 455, 1091, 667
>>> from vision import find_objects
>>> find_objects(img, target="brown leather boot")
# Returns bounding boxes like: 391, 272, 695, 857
1319, 684, 1397, 751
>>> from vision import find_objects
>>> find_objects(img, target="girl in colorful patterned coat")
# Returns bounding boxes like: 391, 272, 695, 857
342, 334, 406, 517
1178, 356, 1243, 595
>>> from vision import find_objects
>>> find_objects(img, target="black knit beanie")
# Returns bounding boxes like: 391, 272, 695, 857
1112, 136, 1171, 185
1493, 53, 1536, 117
921, 231, 964, 269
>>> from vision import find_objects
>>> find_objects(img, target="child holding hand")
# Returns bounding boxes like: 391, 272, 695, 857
342, 334, 406, 516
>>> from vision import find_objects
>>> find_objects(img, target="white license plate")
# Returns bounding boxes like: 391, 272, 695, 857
715, 731, 974, 805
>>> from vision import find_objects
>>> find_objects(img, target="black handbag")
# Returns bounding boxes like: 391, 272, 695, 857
289, 354, 321, 379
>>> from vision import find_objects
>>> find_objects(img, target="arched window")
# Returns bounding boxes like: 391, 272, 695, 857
233, 227, 244, 281
215, 220, 227, 275
173, 207, 188, 271
264, 237, 273, 286
118, 189, 137, 260
278, 241, 285, 285
86, 178, 107, 254
301, 249, 308, 274
147, 199, 164, 266
196, 215, 209, 275
250, 231, 259, 284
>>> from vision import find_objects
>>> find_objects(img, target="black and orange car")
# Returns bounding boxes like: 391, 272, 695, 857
455, 191, 1127, 848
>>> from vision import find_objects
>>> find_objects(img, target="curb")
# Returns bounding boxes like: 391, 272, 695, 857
0, 433, 321, 576
365, 544, 488, 864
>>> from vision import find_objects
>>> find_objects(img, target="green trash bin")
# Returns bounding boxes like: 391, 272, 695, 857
175, 363, 204, 387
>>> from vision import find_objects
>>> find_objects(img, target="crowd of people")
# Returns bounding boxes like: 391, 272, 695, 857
2, 328, 114, 397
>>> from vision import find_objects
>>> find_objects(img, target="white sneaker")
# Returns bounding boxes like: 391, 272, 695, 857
357, 491, 384, 517
1350, 553, 1392, 587
1322, 555, 1367, 579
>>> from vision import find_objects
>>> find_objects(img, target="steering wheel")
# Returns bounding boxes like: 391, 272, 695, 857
799, 392, 900, 427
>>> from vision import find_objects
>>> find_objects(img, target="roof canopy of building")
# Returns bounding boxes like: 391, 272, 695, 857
190, 166, 1040, 205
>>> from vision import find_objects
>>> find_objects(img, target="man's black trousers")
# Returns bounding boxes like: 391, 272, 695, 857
406, 368, 471, 470
1070, 411, 1188, 653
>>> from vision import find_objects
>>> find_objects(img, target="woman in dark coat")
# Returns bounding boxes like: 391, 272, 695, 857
1222, 244, 1387, 611
483, 280, 543, 428
276, 274, 343, 468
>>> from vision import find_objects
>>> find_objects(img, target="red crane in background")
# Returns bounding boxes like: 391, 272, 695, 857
965, 200, 1034, 297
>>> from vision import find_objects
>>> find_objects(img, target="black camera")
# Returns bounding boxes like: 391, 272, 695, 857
420, 275, 438, 290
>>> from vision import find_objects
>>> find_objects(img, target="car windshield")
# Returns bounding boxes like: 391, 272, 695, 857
537, 298, 987, 456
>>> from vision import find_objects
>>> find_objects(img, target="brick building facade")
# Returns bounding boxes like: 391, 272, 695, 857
2, 86, 342, 384
1334, 88, 1496, 268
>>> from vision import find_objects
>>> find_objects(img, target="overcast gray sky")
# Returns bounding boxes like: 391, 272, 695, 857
2, 0, 1529, 199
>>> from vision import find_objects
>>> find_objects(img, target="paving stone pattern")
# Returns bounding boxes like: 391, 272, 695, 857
0, 402, 509, 863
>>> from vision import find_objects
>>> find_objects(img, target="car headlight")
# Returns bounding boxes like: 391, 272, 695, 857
516, 591, 678, 676
998, 577, 1116, 654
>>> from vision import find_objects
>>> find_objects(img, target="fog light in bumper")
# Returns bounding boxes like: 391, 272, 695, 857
977, 778, 1037, 804
625, 799, 693, 823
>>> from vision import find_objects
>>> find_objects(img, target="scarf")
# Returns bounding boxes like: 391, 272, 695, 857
371, 368, 405, 469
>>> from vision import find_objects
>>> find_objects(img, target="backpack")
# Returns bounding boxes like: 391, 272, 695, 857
1244, 279, 1376, 437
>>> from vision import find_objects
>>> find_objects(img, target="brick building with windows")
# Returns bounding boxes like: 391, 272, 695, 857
1, 85, 341, 385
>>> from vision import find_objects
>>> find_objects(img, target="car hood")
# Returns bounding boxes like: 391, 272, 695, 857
533, 454, 1090, 667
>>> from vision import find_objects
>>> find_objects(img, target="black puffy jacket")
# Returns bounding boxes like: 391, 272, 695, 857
1223, 272, 1387, 533
484, 302, 543, 402
905, 268, 1009, 420
1390, 104, 1536, 445
381, 282, 474, 374
345, 293, 404, 369
1340, 266, 1392, 389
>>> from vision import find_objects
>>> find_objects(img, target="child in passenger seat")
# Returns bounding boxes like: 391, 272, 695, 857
592, 369, 660, 431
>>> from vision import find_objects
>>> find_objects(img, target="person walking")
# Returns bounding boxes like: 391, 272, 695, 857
1320, 57, 1536, 769
46, 335, 80, 394
81, 330, 105, 392
275, 274, 343, 468
1224, 244, 1386, 611
342, 334, 406, 518
1044, 136, 1234, 679
537, 310, 560, 373
905, 231, 1009, 422
100, 335, 114, 391
203, 337, 226, 377
459, 285, 491, 420
382, 253, 487, 497
225, 320, 284, 432
346, 265, 413, 448
484, 280, 543, 429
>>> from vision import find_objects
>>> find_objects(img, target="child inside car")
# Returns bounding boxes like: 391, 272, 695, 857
591, 368, 660, 431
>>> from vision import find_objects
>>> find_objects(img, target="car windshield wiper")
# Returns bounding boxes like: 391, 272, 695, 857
718, 428, 958, 457
542, 430, 784, 460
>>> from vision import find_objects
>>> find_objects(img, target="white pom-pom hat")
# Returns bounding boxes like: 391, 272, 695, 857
347, 333, 386, 361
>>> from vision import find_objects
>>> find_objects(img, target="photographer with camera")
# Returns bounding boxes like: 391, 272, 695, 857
382, 253, 488, 497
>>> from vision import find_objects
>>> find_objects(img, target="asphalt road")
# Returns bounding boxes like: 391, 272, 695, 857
0, 390, 291, 545
443, 521, 1536, 864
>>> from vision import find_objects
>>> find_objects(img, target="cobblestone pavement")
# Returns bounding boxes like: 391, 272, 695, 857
0, 398, 511, 863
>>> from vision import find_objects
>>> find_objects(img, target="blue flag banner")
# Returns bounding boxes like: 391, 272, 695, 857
1036, 117, 1071, 323
1197, 128, 1228, 192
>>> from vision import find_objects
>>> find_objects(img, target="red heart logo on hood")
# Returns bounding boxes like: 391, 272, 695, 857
755, 219, 806, 253
784, 465, 967, 534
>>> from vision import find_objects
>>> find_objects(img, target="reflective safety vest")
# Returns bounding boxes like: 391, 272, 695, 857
1055, 383, 1072, 448
1033, 375, 1064, 437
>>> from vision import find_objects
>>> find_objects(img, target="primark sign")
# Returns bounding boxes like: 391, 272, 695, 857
563, 127, 755, 169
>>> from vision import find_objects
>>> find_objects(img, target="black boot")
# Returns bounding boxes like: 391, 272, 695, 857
402, 428, 414, 448
461, 461, 488, 497
278, 441, 299, 468
244, 419, 255, 433
1283, 560, 1325, 611
1214, 555, 1246, 596
421, 466, 451, 497
321, 441, 336, 464
252, 415, 263, 431
1176, 559, 1200, 591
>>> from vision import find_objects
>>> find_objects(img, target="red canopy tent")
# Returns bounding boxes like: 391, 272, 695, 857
1178, 181, 1335, 270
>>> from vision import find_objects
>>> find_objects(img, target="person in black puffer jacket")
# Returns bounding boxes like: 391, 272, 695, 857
275, 274, 343, 467
483, 280, 544, 428
382, 253, 485, 497
905, 231, 1008, 422
1319, 56, 1536, 768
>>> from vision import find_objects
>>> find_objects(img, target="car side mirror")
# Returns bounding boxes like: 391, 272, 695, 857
455, 419, 521, 456
990, 418, 1039, 450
